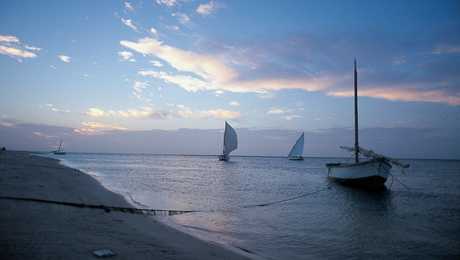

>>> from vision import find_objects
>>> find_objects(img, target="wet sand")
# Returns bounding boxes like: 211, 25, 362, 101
0, 151, 251, 260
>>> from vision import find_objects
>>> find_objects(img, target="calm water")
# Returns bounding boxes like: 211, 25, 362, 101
52, 154, 460, 259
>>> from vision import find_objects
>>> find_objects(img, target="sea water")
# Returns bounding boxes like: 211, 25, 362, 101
52, 153, 460, 259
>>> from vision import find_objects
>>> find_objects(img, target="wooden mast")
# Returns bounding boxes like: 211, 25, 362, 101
354, 59, 359, 163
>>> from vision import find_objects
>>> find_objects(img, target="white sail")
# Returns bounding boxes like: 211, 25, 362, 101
288, 132, 304, 158
223, 122, 238, 156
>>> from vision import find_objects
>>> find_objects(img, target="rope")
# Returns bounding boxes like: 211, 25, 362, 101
0, 196, 195, 216
242, 186, 329, 208
0, 186, 330, 216
389, 173, 411, 191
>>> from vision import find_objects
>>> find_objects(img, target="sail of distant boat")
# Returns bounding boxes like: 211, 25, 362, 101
288, 132, 304, 160
53, 140, 66, 155
219, 121, 238, 161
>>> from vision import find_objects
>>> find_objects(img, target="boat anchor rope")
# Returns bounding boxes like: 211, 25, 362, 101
0, 186, 331, 216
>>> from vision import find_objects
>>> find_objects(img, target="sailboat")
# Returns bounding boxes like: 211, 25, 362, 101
288, 132, 304, 160
53, 140, 66, 155
218, 121, 238, 161
326, 60, 409, 189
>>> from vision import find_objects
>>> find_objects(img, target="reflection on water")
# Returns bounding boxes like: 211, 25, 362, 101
53, 154, 460, 259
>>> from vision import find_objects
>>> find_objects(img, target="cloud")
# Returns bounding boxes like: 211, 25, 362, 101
121, 37, 237, 83
86, 107, 107, 117
229, 101, 240, 106
150, 60, 163, 67
118, 50, 135, 62
45, 103, 70, 113
85, 106, 169, 119
121, 18, 138, 31
124, 1, 134, 11
225, 77, 332, 93
267, 108, 285, 115
196, 1, 217, 15
284, 115, 302, 121
166, 25, 180, 31
171, 104, 240, 119
0, 35, 20, 43
33, 131, 56, 139
150, 27, 158, 37
267, 107, 303, 120
125, 38, 336, 94
132, 81, 150, 101
122, 35, 458, 108
432, 45, 460, 55
24, 45, 41, 51
201, 109, 240, 119
139, 70, 209, 92
74, 122, 127, 135
0, 35, 40, 61
139, 69, 334, 93
328, 86, 460, 106
0, 45, 37, 59
58, 55, 71, 63
156, 0, 177, 7
117, 107, 168, 119
172, 12, 190, 24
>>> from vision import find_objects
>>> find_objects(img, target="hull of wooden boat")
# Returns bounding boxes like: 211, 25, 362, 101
326, 159, 391, 188
288, 156, 304, 161
218, 154, 229, 161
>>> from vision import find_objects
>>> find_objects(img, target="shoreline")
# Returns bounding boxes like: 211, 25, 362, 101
0, 151, 252, 259
53, 154, 264, 260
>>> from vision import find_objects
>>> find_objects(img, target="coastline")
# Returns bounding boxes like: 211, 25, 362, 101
0, 151, 252, 259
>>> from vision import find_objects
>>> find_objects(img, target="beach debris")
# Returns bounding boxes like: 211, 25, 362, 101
93, 249, 116, 258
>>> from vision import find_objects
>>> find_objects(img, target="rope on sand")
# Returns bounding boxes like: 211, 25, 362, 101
0, 186, 330, 216
0, 196, 195, 216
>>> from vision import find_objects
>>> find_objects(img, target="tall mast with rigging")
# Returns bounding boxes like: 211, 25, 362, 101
354, 59, 359, 163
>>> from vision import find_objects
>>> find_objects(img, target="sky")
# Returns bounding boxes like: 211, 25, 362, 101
0, 0, 459, 157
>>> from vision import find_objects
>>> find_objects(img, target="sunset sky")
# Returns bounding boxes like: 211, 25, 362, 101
1, 0, 459, 156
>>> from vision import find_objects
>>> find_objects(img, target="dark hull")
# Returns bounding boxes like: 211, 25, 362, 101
331, 175, 387, 190
218, 155, 229, 161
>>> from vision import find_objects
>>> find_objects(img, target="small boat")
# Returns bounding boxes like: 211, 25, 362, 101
53, 140, 66, 155
326, 60, 409, 189
218, 121, 238, 161
288, 132, 304, 160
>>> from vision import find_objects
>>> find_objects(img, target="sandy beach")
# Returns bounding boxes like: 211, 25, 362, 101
0, 151, 251, 260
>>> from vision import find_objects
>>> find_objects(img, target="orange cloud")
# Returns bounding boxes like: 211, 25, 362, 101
328, 87, 460, 106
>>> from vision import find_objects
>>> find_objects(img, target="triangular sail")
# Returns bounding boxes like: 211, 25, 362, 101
288, 132, 304, 158
223, 122, 238, 156
57, 140, 63, 152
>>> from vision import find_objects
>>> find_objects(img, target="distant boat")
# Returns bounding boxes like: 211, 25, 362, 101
218, 121, 238, 161
326, 60, 409, 189
53, 140, 66, 155
288, 132, 304, 160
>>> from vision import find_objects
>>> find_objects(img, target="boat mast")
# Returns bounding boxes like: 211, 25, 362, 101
354, 59, 359, 163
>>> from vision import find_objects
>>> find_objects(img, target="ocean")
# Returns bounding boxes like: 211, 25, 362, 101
51, 153, 460, 259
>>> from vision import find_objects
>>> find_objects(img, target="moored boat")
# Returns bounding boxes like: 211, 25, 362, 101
326, 60, 408, 189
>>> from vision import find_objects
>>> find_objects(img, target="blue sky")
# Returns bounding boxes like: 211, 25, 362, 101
1, 0, 459, 141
